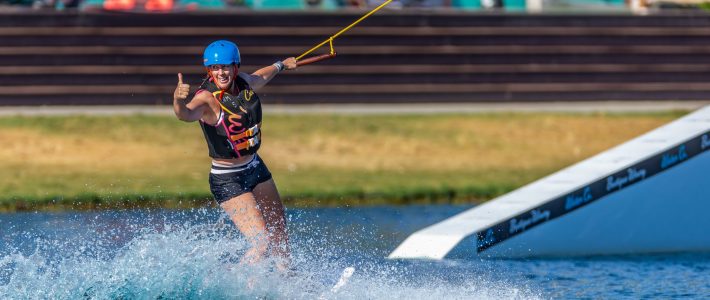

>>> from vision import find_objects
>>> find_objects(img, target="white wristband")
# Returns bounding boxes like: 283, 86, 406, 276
272, 61, 285, 72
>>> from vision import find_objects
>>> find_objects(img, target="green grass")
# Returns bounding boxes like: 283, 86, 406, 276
0, 111, 687, 211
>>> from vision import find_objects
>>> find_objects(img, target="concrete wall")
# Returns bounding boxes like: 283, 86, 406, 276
3, 11, 710, 105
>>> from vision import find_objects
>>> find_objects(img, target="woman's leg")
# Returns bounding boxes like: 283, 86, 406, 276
220, 192, 269, 264
219, 178, 290, 266
252, 178, 290, 263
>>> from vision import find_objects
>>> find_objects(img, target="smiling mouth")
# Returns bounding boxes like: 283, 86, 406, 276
215, 75, 231, 88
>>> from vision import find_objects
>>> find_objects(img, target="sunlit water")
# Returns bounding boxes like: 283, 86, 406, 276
1, 205, 709, 299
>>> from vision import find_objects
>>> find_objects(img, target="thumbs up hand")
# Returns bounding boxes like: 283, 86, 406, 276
174, 73, 191, 101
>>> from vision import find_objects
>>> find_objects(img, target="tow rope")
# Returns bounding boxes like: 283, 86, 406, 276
295, 0, 394, 66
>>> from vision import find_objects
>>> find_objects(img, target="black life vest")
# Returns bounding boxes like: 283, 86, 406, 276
198, 75, 262, 159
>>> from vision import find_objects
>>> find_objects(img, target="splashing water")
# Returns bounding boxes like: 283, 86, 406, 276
0, 207, 540, 299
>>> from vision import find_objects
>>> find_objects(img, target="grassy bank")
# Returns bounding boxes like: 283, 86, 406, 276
0, 110, 687, 211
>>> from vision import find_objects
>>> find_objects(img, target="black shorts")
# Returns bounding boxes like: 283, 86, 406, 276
208, 155, 273, 204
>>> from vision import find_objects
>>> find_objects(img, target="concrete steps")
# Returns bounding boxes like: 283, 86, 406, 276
2, 11, 710, 105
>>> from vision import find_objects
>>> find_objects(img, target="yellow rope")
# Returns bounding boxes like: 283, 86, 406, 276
296, 0, 393, 61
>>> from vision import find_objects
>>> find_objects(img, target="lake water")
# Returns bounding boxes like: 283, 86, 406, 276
1, 205, 709, 299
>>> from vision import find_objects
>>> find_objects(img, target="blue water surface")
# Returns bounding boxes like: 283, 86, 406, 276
1, 205, 709, 299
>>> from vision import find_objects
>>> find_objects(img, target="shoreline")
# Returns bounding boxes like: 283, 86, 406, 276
0, 109, 694, 213
0, 190, 487, 213
1, 100, 708, 116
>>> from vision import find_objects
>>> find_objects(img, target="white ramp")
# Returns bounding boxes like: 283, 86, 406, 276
389, 106, 710, 259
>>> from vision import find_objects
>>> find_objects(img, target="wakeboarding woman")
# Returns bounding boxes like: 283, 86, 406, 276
173, 40, 297, 270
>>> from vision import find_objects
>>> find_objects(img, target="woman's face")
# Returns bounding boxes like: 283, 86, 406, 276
208, 64, 237, 90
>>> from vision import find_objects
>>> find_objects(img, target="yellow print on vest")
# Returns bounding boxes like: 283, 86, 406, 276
243, 90, 254, 101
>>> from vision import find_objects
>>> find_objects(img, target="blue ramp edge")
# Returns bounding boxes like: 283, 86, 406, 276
474, 131, 710, 255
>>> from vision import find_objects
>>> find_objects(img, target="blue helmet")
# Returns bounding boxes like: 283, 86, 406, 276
203, 40, 241, 67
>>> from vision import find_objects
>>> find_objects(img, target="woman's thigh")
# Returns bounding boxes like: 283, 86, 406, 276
219, 179, 285, 236
220, 192, 267, 241
252, 179, 286, 226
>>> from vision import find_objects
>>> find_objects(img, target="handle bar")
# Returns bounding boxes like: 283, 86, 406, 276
296, 53, 337, 67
